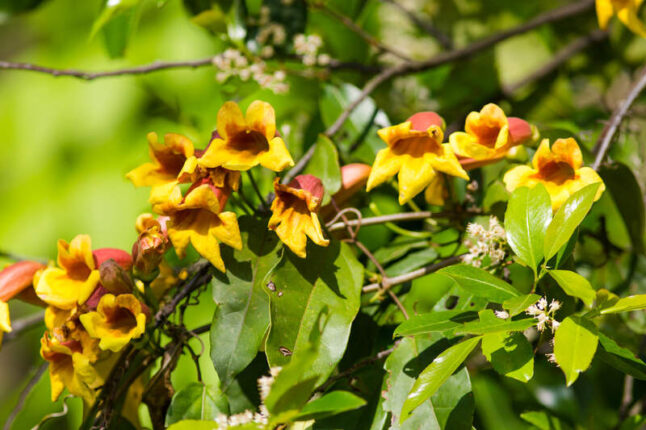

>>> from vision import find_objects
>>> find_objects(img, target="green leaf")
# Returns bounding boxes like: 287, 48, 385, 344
319, 83, 379, 144
166, 420, 219, 430
371, 239, 428, 267
553, 316, 599, 386
599, 162, 645, 253
101, 7, 138, 58
265, 241, 363, 385
294, 391, 366, 421
436, 264, 520, 303
600, 295, 646, 314
303, 134, 342, 205
503, 293, 541, 316
482, 331, 534, 382
210, 217, 281, 389
394, 310, 477, 337
453, 310, 535, 335
166, 383, 228, 425
483, 180, 510, 211
548, 270, 596, 307
597, 332, 646, 380
504, 185, 552, 272
401, 336, 481, 423
544, 183, 601, 261
520, 411, 571, 430
385, 247, 438, 277
91, 0, 142, 38
431, 367, 474, 430
382, 337, 442, 429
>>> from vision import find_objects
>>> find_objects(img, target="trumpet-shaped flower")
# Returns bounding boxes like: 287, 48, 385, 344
597, 0, 646, 37
503, 138, 605, 211
366, 112, 469, 204
268, 175, 329, 258
40, 332, 100, 403
198, 100, 294, 172
126, 132, 194, 188
450, 104, 534, 162
80, 294, 147, 352
35, 235, 101, 310
152, 181, 242, 272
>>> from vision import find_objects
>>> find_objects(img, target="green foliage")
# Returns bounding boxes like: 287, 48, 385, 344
303, 135, 342, 204
436, 264, 520, 303
553, 316, 599, 387
166, 383, 229, 425
548, 270, 596, 307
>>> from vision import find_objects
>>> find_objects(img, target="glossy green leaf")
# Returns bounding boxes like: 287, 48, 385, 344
382, 337, 442, 429
91, 0, 142, 38
436, 264, 520, 303
295, 391, 366, 421
483, 180, 510, 211
166, 383, 228, 425
303, 134, 342, 205
599, 162, 645, 254
453, 310, 535, 335
401, 336, 481, 423
504, 184, 552, 271
503, 293, 541, 316
431, 367, 474, 430
265, 241, 363, 385
597, 332, 646, 380
166, 420, 219, 430
600, 295, 646, 314
394, 310, 477, 337
210, 217, 281, 389
386, 247, 438, 277
553, 316, 599, 386
548, 270, 596, 307
482, 331, 534, 382
544, 183, 601, 260
520, 411, 571, 430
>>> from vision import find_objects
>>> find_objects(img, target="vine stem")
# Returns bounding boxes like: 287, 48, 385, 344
592, 65, 646, 169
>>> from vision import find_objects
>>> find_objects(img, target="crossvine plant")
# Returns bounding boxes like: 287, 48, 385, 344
1, 0, 646, 429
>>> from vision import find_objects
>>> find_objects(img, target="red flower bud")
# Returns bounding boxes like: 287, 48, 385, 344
132, 224, 169, 280
508, 117, 533, 145
93, 248, 133, 270
85, 285, 109, 310
0, 261, 45, 302
407, 112, 445, 131
99, 259, 134, 295
288, 174, 324, 202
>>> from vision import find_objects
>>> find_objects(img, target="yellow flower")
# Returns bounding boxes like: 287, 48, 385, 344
424, 173, 448, 206
503, 138, 605, 211
0, 300, 11, 348
35, 235, 101, 310
152, 182, 242, 272
597, 0, 646, 37
80, 294, 147, 352
126, 132, 195, 188
40, 332, 100, 403
450, 104, 535, 163
198, 100, 294, 172
366, 111, 469, 204
268, 175, 329, 258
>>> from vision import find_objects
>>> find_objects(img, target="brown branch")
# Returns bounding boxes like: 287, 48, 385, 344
503, 29, 607, 96
593, 65, 646, 170
362, 254, 464, 292
328, 211, 432, 232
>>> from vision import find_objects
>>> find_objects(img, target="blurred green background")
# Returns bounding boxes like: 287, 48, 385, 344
1, 0, 646, 428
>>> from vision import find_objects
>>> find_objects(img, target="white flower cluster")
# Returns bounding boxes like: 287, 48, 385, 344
214, 367, 281, 428
462, 216, 507, 267
526, 297, 561, 332
212, 49, 288, 94
294, 34, 330, 66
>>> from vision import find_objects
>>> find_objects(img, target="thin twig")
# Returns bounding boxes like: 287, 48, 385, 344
381, 0, 453, 50
3, 312, 44, 343
0, 250, 48, 264
311, 1, 413, 61
246, 171, 269, 212
503, 30, 607, 95
593, 65, 646, 170
3, 363, 48, 430
362, 254, 464, 292
328, 211, 432, 231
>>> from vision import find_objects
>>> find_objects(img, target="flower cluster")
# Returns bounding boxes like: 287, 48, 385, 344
128, 100, 331, 269
367, 103, 605, 212
212, 49, 289, 94
462, 216, 507, 268
526, 297, 561, 332
294, 34, 330, 66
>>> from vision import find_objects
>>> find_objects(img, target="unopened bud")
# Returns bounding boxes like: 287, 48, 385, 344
99, 259, 134, 295
407, 111, 446, 131
508, 117, 537, 145
0, 261, 46, 302
132, 227, 168, 280
93, 248, 133, 270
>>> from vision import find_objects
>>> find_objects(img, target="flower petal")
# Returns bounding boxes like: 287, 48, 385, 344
246, 100, 277, 141
398, 155, 436, 204
424, 173, 446, 206
260, 137, 294, 171
366, 148, 404, 191
430, 144, 470, 180
217, 101, 247, 140
450, 131, 497, 160
503, 165, 536, 192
